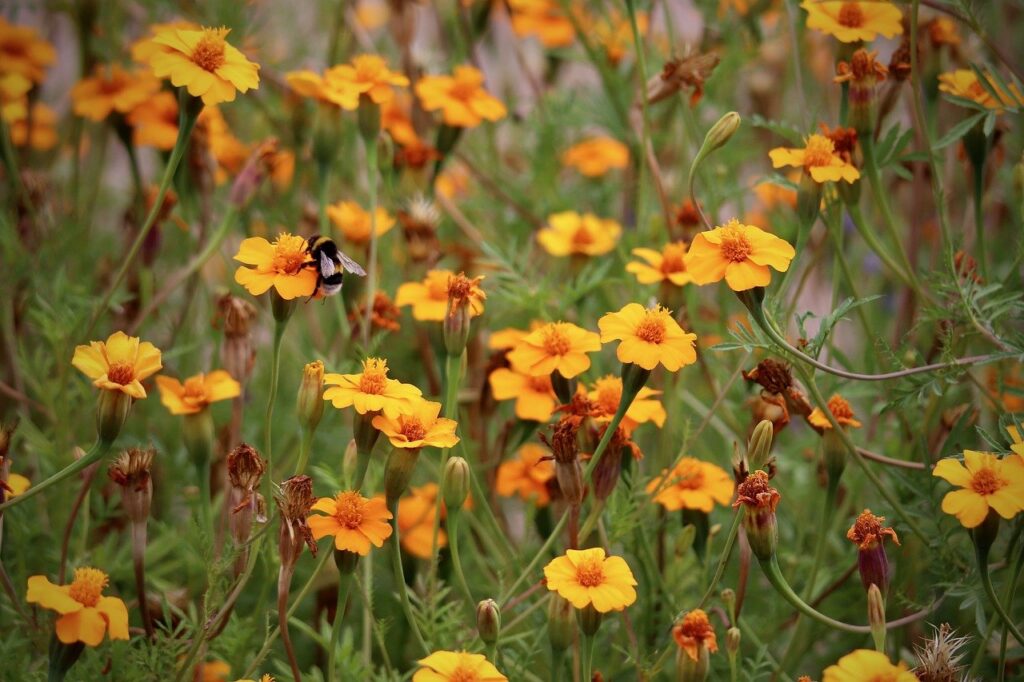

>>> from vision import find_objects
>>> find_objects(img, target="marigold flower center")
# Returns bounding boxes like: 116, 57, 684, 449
828, 395, 855, 420
719, 230, 753, 263
448, 668, 480, 682
837, 2, 865, 28
970, 468, 1005, 496
661, 244, 687, 274
542, 327, 572, 356
674, 461, 706, 490
594, 381, 622, 415
527, 375, 553, 393
333, 492, 366, 529
68, 567, 108, 607
575, 558, 606, 587
635, 314, 667, 344
191, 31, 227, 72
272, 239, 309, 275
107, 362, 135, 385
358, 360, 389, 394
182, 377, 207, 401
400, 416, 427, 442
803, 134, 837, 168
571, 226, 595, 248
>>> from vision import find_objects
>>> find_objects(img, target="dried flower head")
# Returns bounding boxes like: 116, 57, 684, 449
227, 443, 266, 495
276, 475, 318, 567
349, 291, 402, 338
734, 470, 779, 511
913, 623, 972, 682
108, 447, 155, 489
847, 510, 900, 551
646, 52, 720, 106
743, 359, 794, 396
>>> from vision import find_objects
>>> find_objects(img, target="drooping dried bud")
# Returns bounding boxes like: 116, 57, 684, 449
888, 41, 913, 82
442, 456, 470, 512
296, 360, 326, 434
276, 475, 317, 569
743, 359, 793, 396
108, 447, 155, 524
733, 471, 780, 561
912, 623, 972, 682
645, 52, 720, 106
227, 444, 267, 570
476, 598, 501, 645
847, 509, 899, 593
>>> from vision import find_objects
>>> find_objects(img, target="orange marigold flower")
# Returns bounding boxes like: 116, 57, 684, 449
155, 370, 241, 415
233, 232, 318, 300
808, 394, 862, 430
938, 69, 1024, 113
26, 568, 129, 646
627, 242, 693, 286
822, 650, 918, 682
395, 269, 486, 322
308, 490, 393, 555
323, 357, 422, 418
800, 1, 903, 43
413, 650, 507, 682
381, 94, 419, 146
770, 133, 861, 183
489, 365, 559, 422
72, 331, 163, 399
561, 137, 629, 177
506, 321, 601, 379
673, 609, 719, 662
128, 90, 179, 150
508, 0, 575, 48
543, 547, 638, 612
537, 211, 622, 257
684, 219, 796, 290
322, 54, 409, 110
146, 26, 260, 105
0, 17, 56, 83
397, 484, 446, 558
415, 65, 507, 128
588, 375, 666, 433
933, 451, 1024, 528
1008, 424, 1024, 460
598, 303, 697, 372
372, 399, 460, 450
196, 660, 231, 682
70, 64, 161, 122
647, 457, 734, 513
327, 200, 396, 244
495, 443, 556, 506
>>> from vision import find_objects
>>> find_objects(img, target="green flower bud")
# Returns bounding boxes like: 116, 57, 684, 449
577, 603, 603, 637
297, 360, 325, 433
547, 594, 576, 651
95, 389, 132, 444
747, 420, 774, 471
476, 598, 501, 644
384, 447, 420, 506
443, 456, 471, 511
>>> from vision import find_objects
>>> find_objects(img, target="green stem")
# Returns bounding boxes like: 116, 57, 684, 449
196, 450, 212, 538
295, 427, 314, 476
997, 531, 1024, 681
448, 510, 475, 606
860, 137, 921, 293
625, 0, 650, 231
430, 353, 463, 588
318, 160, 331, 234
0, 439, 111, 512
697, 509, 741, 608
976, 543, 1024, 645
582, 382, 636, 480
847, 204, 919, 294
971, 151, 989, 280
85, 98, 201, 336
577, 499, 605, 543
759, 555, 869, 634
499, 508, 570, 607
264, 320, 287, 501
362, 139, 379, 348
581, 634, 594, 682
387, 499, 430, 655
327, 573, 352, 682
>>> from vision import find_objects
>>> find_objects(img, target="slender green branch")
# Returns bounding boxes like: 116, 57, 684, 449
499, 508, 570, 607
697, 509, 741, 608
448, 510, 475, 606
327, 573, 352, 682
976, 543, 1024, 645
759, 555, 869, 633
0, 439, 111, 512
387, 500, 430, 655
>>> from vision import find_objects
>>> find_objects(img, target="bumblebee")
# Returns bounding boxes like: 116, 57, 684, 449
304, 235, 366, 299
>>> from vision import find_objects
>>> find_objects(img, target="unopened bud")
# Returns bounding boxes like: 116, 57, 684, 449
271, 289, 296, 324
353, 411, 381, 456
578, 603, 602, 637
821, 428, 847, 485
677, 645, 710, 682
867, 583, 886, 652
476, 599, 501, 644
108, 447, 155, 524
705, 112, 741, 154
726, 627, 741, 656
747, 420, 773, 471
297, 360, 326, 433
721, 588, 736, 616
443, 457, 470, 511
182, 409, 214, 464
335, 548, 360, 575
547, 594, 576, 651
96, 389, 132, 444
384, 447, 420, 506
555, 460, 585, 506
443, 273, 483, 357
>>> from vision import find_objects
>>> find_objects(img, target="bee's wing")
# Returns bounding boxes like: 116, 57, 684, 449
319, 251, 337, 278
336, 250, 367, 277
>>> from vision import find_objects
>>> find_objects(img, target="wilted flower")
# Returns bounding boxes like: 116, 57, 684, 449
912, 623, 971, 682
808, 394, 862, 430
847, 509, 900, 592
396, 269, 486, 322
276, 475, 318, 566
733, 470, 780, 560
673, 608, 718, 665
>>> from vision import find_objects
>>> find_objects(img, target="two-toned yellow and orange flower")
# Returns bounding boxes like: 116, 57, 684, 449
308, 490, 393, 555
801, 1, 903, 43
673, 609, 718, 662
599, 304, 697, 372
561, 137, 629, 177
808, 394, 862, 430
145, 25, 260, 105
627, 242, 693, 287
537, 211, 622, 257
323, 358, 423, 418
495, 443, 556, 506
70, 64, 160, 122
770, 134, 860, 184
938, 69, 1024, 112
507, 321, 602, 378
543, 547, 637, 612
933, 450, 1024, 528
0, 17, 57, 83
647, 457, 735, 513
372, 399, 460, 450
822, 649, 918, 682
72, 331, 163, 399
233, 232, 318, 300
415, 65, 507, 128
684, 219, 796, 291
155, 370, 241, 415
396, 270, 486, 322
27, 568, 129, 646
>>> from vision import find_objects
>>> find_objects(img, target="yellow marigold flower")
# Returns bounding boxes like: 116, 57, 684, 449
684, 219, 796, 291
488, 326, 533, 350
155, 370, 241, 415
325, 54, 409, 110
808, 394, 862, 430
0, 17, 56, 83
489, 365, 559, 422
397, 484, 446, 558
495, 443, 556, 506
770, 133, 860, 183
234, 676, 274, 682
588, 375, 666, 433
800, 1, 903, 43
373, 398, 460, 450
70, 64, 160, 122
4, 472, 30, 497
537, 210, 622, 257
128, 90, 179, 150
327, 200, 396, 244
413, 650, 507, 681
146, 26, 260, 105
647, 457, 734, 513
627, 242, 693, 286
72, 331, 163, 399
26, 568, 129, 646
598, 303, 697, 372
938, 69, 1024, 113
508, 0, 575, 48
395, 269, 486, 322
933, 450, 1024, 528
561, 137, 629, 177
415, 65, 507, 128
673, 609, 719, 662
822, 649, 918, 682
323, 358, 423, 418
308, 490, 393, 555
506, 321, 601, 378
233, 232, 318, 300
9, 102, 58, 150
543, 547, 638, 612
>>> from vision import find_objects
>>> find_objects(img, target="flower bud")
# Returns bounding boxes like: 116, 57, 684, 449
353, 410, 381, 456
547, 417, 584, 505
747, 420, 774, 472
95, 389, 132, 444
821, 428, 847, 484
442, 456, 470, 511
796, 173, 822, 227
108, 447, 155, 524
335, 548, 360, 575
847, 509, 899, 593
733, 471, 780, 561
182, 409, 214, 464
834, 50, 888, 136
725, 627, 741, 657
271, 289, 296, 324
677, 644, 710, 682
577, 603, 602, 637
357, 95, 382, 143
443, 273, 484, 357
867, 583, 886, 651
227, 444, 266, 574
476, 598, 501, 645
342, 439, 359, 486
556, 460, 585, 507
296, 360, 325, 433
215, 294, 258, 385
547, 594, 576, 651
704, 112, 741, 154
384, 447, 420, 506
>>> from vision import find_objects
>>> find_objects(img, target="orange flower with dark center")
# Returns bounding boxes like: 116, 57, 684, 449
847, 509, 900, 550
673, 609, 719, 662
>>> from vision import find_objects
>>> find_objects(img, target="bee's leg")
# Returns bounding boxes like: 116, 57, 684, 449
307, 273, 323, 303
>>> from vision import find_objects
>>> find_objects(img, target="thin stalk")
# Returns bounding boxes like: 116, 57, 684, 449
846, 204, 920, 294
327, 573, 352, 682
447, 510, 475, 606
362, 139, 379, 347
697, 509, 741, 608
278, 563, 302, 681
625, 0, 651, 231
131, 521, 154, 639
860, 137, 921, 291
295, 427, 314, 476
430, 353, 463, 588
354, 565, 394, 673
263, 320, 287, 502
976, 543, 1024, 645
997, 534, 1024, 681
0, 440, 111, 513
759, 555, 869, 633
499, 508, 570, 607
86, 99, 202, 336
387, 499, 430, 654
58, 461, 100, 582
971, 152, 989, 280
581, 634, 594, 682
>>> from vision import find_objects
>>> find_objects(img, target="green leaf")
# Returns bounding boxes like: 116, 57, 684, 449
933, 111, 987, 150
